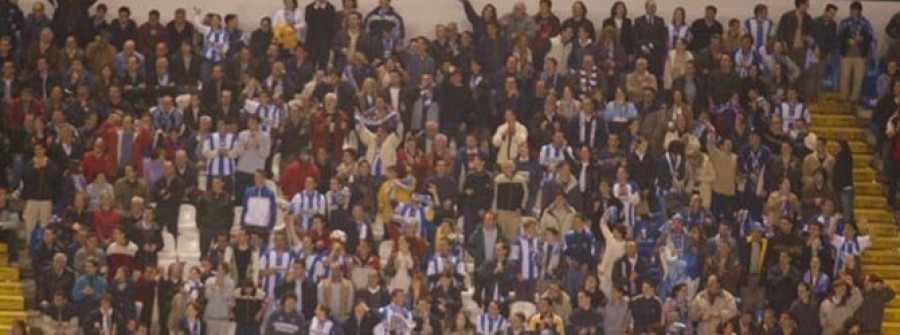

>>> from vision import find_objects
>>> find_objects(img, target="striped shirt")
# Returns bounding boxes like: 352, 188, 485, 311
426, 254, 464, 280
245, 100, 281, 133
613, 181, 640, 228
305, 251, 332, 281
477, 313, 509, 334
744, 18, 774, 51
379, 304, 415, 333
259, 248, 294, 298
204, 132, 236, 176
776, 102, 811, 132
194, 15, 229, 62
538, 144, 572, 179
289, 191, 327, 231
393, 202, 431, 238
512, 236, 540, 280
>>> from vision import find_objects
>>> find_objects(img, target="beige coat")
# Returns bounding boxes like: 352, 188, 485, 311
687, 153, 716, 209
491, 121, 528, 165
707, 136, 738, 196
820, 286, 863, 335
690, 289, 738, 335
663, 50, 694, 89
539, 204, 576, 235
801, 153, 835, 189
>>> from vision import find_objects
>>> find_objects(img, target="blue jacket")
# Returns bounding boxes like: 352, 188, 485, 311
241, 185, 278, 230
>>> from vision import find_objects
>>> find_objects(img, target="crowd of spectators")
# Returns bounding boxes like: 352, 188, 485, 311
2, 0, 900, 334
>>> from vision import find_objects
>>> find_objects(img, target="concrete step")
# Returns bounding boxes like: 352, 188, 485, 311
852, 154, 873, 169
863, 250, 900, 265
862, 223, 897, 237
883, 322, 900, 334
0, 311, 27, 325
853, 169, 878, 183
0, 296, 24, 311
0, 268, 17, 282
868, 236, 900, 250
857, 209, 895, 223
809, 126, 865, 141
0, 283, 20, 296
811, 101, 853, 114
826, 140, 869, 154
856, 195, 888, 209
864, 263, 900, 278
813, 114, 859, 127
855, 182, 884, 196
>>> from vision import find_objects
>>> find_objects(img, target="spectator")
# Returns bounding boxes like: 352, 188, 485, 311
837, 1, 873, 104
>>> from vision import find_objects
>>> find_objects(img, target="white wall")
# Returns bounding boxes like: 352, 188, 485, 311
22, 0, 900, 55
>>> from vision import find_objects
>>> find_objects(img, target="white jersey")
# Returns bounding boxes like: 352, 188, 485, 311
290, 191, 327, 231
203, 132, 236, 176
259, 248, 294, 298
511, 236, 540, 280
777, 102, 811, 133
477, 313, 509, 334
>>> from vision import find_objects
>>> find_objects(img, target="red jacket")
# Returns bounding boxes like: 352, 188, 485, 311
137, 23, 171, 55
311, 109, 349, 153
280, 160, 321, 199
81, 151, 117, 182
6, 98, 44, 130
93, 207, 122, 245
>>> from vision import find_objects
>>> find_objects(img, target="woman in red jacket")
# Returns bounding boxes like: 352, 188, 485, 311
93, 192, 123, 246
81, 138, 117, 182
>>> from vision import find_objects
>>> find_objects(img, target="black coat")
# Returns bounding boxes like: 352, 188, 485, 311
632, 15, 668, 64
305, 2, 337, 47
688, 19, 723, 51
200, 78, 237, 109
82, 309, 128, 335
177, 318, 208, 335
602, 17, 634, 56
343, 311, 380, 335
37, 267, 75, 304
611, 255, 650, 295
127, 223, 163, 266
275, 278, 318, 320
477, 257, 515, 304
151, 176, 184, 223
169, 54, 202, 87
194, 190, 235, 234
776, 11, 813, 48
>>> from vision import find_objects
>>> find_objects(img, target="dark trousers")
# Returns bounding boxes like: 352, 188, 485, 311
711, 193, 736, 220
234, 171, 254, 205
199, 229, 221, 257
515, 278, 537, 302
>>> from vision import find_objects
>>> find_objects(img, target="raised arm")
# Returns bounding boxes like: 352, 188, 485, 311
192, 7, 212, 35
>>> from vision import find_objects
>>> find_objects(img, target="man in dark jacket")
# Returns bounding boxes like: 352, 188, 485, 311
632, 0, 668, 78
837, 1, 874, 103
776, 0, 814, 66
858, 275, 897, 334
477, 241, 515, 307
568, 290, 603, 334
38, 253, 75, 308
275, 261, 318, 320
152, 162, 184, 239
305, 0, 337, 69
82, 295, 128, 335
467, 211, 505, 306
688, 5, 723, 52
363, 0, 404, 41
344, 301, 380, 335
612, 241, 650, 297
194, 177, 234, 256
22, 142, 57, 242
265, 292, 305, 335
813, 5, 839, 62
